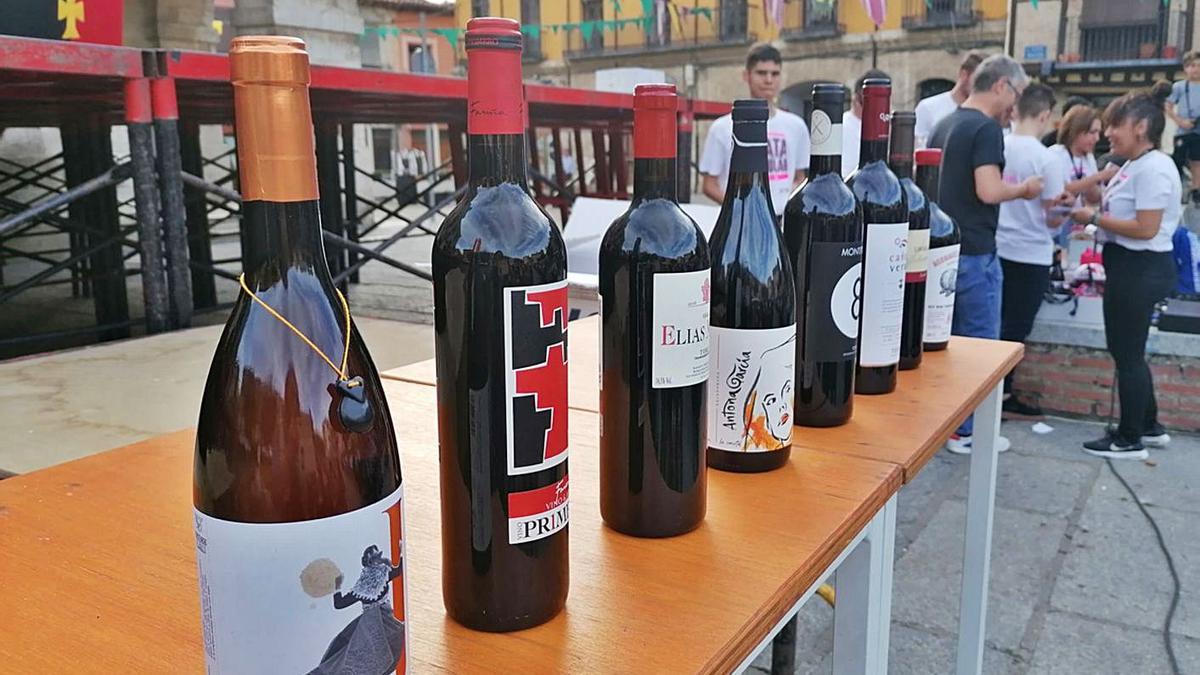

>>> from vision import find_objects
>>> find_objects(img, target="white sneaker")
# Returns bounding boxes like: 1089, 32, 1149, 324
944, 434, 1011, 455
1141, 427, 1171, 448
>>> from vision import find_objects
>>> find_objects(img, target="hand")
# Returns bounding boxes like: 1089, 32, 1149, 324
1180, 119, 1195, 130
1070, 207, 1095, 224
1053, 191, 1075, 207
1021, 176, 1044, 200
1098, 164, 1120, 182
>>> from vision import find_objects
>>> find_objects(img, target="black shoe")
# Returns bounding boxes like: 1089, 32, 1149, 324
1002, 396, 1044, 419
1083, 433, 1148, 460
1141, 424, 1171, 448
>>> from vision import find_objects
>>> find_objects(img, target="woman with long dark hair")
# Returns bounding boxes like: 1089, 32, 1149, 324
1070, 82, 1181, 458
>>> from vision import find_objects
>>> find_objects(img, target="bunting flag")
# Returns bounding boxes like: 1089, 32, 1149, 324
862, 0, 888, 27
764, 0, 785, 27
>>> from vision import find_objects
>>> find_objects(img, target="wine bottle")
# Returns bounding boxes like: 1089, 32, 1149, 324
707, 99, 796, 473
784, 83, 863, 428
917, 148, 961, 352
847, 79, 907, 395
431, 18, 569, 632
890, 112, 930, 371
194, 36, 408, 674
599, 83, 710, 537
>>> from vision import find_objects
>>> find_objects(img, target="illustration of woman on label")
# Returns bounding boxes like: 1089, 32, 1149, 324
308, 545, 404, 675
742, 335, 796, 451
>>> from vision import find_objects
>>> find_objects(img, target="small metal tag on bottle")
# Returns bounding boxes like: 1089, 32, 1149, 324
335, 376, 374, 433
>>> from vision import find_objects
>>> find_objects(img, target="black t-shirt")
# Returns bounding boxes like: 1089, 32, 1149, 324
928, 108, 1006, 256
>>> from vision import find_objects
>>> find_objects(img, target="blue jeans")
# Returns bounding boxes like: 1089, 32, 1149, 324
952, 252, 1003, 437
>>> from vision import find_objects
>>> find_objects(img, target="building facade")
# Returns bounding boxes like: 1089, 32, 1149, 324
1009, 0, 1192, 110
457, 0, 1009, 114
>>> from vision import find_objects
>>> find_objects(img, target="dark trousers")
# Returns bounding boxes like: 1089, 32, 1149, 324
1102, 244, 1177, 442
1000, 258, 1049, 393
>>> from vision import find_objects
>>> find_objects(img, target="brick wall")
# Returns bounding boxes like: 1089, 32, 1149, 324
1012, 342, 1200, 432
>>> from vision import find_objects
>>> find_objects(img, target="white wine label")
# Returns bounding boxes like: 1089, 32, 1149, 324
859, 222, 908, 367
906, 229, 930, 282
809, 109, 843, 158
508, 475, 570, 544
503, 279, 569, 476
924, 244, 960, 343
195, 485, 409, 675
708, 325, 796, 452
804, 242, 862, 362
651, 269, 711, 389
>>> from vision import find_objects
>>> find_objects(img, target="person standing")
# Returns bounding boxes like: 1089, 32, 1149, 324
928, 55, 1044, 454
996, 84, 1065, 418
700, 43, 810, 217
1165, 51, 1200, 205
915, 52, 985, 148
841, 69, 889, 179
1071, 83, 1180, 458
1050, 106, 1118, 250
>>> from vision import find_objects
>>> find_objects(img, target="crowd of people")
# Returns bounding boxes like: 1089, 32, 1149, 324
698, 44, 1192, 460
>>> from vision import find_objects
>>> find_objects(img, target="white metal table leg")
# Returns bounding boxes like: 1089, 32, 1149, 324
955, 381, 1003, 674
875, 494, 898, 671
832, 507, 887, 675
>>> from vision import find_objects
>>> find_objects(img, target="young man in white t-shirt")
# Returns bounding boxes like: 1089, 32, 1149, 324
914, 52, 984, 148
699, 44, 810, 217
996, 83, 1066, 418
841, 69, 889, 179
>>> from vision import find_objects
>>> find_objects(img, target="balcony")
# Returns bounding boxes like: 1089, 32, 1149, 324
902, 0, 979, 30
782, 0, 843, 40
563, 4, 752, 59
1059, 8, 1189, 66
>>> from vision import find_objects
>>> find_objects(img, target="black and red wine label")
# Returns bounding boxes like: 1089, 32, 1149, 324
194, 486, 409, 673
708, 325, 796, 452
804, 241, 863, 362
507, 476, 570, 544
503, 280, 570, 544
860, 222, 908, 367
504, 280, 569, 475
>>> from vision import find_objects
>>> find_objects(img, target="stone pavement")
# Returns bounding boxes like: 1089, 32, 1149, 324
750, 417, 1200, 674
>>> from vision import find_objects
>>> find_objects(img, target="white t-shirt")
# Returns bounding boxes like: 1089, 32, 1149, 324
997, 134, 1067, 265
841, 110, 862, 179
1101, 150, 1181, 252
699, 109, 811, 215
914, 91, 958, 148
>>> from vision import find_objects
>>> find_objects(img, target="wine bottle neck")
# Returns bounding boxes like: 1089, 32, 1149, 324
632, 157, 678, 201
916, 165, 941, 201
860, 139, 889, 167
723, 169, 771, 203
890, 155, 913, 179
241, 200, 333, 287
468, 134, 530, 186
810, 154, 842, 177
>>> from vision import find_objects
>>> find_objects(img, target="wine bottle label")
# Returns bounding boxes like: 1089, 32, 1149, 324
923, 244, 960, 343
859, 222, 908, 367
651, 269, 711, 389
503, 279, 569, 476
708, 325, 796, 452
906, 229, 930, 282
508, 475, 570, 544
195, 485, 409, 674
804, 242, 863, 361
809, 109, 843, 158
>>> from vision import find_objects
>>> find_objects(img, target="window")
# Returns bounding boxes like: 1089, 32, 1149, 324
372, 127, 395, 178
804, 0, 837, 31
646, 0, 672, 48
521, 0, 542, 58
719, 0, 748, 42
471, 0, 489, 18
408, 43, 436, 74
581, 0, 604, 53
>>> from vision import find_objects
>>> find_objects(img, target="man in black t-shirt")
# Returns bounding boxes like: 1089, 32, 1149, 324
929, 55, 1044, 455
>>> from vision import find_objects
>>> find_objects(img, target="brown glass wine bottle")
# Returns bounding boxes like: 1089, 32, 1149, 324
193, 36, 407, 674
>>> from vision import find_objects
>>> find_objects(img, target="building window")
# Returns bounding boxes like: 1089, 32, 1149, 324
581, 0, 604, 53
521, 0, 542, 58
646, 0, 672, 48
804, 0, 837, 31
471, 0, 489, 18
719, 0, 748, 42
408, 43, 436, 74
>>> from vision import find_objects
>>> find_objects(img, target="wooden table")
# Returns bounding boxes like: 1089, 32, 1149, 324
383, 317, 1023, 674
0, 379, 902, 674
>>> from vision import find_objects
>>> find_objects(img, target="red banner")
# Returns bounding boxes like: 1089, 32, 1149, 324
3, 0, 124, 46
